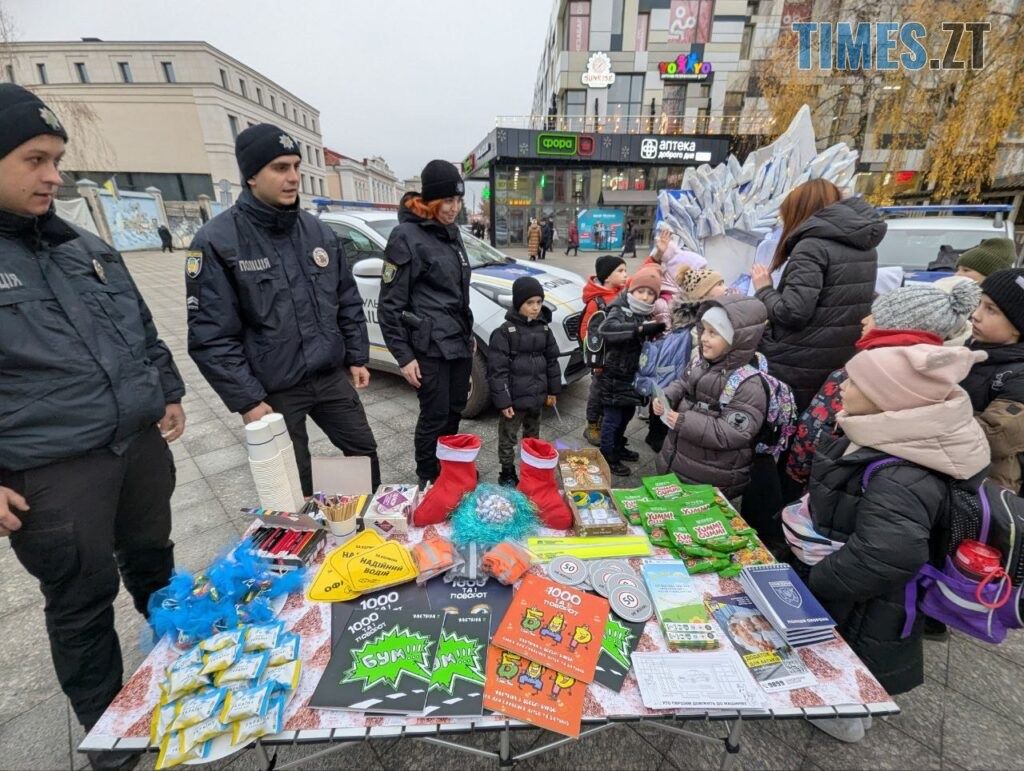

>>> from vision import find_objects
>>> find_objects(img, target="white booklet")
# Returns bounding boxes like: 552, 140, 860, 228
631, 649, 769, 711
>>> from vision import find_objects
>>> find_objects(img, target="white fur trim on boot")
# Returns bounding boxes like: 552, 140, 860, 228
521, 446, 558, 469
436, 440, 480, 463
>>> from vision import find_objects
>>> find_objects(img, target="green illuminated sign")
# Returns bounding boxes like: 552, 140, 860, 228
537, 133, 579, 156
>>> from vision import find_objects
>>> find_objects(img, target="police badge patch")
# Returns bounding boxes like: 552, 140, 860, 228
382, 261, 398, 283
312, 247, 330, 268
185, 251, 203, 278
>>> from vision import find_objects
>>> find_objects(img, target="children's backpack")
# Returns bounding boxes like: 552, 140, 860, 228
583, 297, 608, 368
862, 458, 1024, 645
633, 327, 693, 397
717, 352, 797, 459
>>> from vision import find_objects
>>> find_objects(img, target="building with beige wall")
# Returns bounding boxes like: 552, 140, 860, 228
323, 149, 402, 208
2, 39, 325, 203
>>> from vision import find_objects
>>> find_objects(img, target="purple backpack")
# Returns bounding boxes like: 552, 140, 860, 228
862, 457, 1024, 645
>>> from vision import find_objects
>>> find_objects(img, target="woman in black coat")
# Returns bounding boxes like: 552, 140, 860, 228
751, 180, 884, 412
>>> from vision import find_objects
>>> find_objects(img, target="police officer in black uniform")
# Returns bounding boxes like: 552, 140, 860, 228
379, 160, 473, 484
0, 85, 184, 767
187, 123, 379, 493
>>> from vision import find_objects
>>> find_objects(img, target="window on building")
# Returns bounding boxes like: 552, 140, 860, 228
318, 178, 324, 196
740, 22, 755, 60
228, 115, 239, 139
311, 117, 317, 133
746, 64, 764, 98
292, 108, 297, 123
36, 63, 47, 84
281, 99, 286, 116
161, 61, 176, 83
219, 68, 228, 88
698, 83, 711, 99
238, 78, 247, 98
255, 86, 262, 105
606, 73, 644, 127
302, 112, 307, 128
270, 94, 276, 111
565, 1, 590, 53
74, 62, 89, 83
301, 173, 307, 193
564, 89, 586, 117
2, 64, 13, 83
610, 0, 624, 50
315, 148, 322, 167
635, 12, 649, 51
117, 62, 133, 83
724, 90, 744, 116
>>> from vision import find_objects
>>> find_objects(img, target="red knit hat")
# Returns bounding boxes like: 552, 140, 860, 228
628, 266, 661, 296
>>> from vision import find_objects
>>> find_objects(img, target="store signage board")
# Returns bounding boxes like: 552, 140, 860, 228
658, 52, 714, 81
581, 52, 616, 88
639, 136, 714, 163
536, 133, 595, 157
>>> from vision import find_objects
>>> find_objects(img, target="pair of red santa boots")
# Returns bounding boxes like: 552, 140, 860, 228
413, 434, 571, 530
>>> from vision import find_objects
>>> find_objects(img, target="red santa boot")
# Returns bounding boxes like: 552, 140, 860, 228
517, 438, 572, 530
413, 434, 482, 526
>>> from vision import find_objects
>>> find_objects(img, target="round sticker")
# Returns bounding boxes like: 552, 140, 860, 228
592, 565, 625, 597
312, 247, 330, 268
605, 571, 642, 592
548, 556, 587, 586
610, 585, 653, 623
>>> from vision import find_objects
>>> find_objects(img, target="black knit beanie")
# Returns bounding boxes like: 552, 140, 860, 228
0, 84, 68, 159
236, 123, 301, 182
512, 276, 544, 311
980, 269, 1024, 336
595, 254, 626, 283
420, 160, 464, 202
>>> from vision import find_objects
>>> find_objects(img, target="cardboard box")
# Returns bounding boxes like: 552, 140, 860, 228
362, 483, 421, 538
557, 448, 612, 491
566, 489, 628, 537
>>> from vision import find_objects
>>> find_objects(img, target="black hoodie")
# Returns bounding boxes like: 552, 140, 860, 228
756, 197, 884, 410
486, 307, 561, 410
379, 194, 474, 367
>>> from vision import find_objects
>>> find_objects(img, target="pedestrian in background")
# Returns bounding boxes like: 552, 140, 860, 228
527, 217, 541, 261
566, 221, 579, 256
620, 218, 638, 259
158, 223, 174, 253
379, 160, 474, 486
187, 122, 379, 494
540, 217, 553, 260
0, 85, 185, 770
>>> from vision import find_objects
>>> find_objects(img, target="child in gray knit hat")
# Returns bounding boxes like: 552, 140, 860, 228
864, 279, 981, 343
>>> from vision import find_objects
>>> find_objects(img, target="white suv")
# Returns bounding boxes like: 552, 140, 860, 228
318, 209, 587, 417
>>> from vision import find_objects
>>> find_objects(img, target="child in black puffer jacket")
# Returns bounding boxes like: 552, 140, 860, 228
597, 267, 666, 476
487, 277, 561, 485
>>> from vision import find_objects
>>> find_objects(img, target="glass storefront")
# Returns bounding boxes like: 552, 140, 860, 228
492, 164, 683, 249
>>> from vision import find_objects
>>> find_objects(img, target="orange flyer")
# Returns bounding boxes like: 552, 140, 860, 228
482, 645, 586, 738
491, 573, 609, 682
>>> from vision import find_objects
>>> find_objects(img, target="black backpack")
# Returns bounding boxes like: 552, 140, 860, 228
583, 297, 608, 368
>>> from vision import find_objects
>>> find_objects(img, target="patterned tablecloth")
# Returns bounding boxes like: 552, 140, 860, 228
84, 521, 896, 750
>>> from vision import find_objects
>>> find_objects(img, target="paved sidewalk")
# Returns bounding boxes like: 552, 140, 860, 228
0, 248, 1021, 770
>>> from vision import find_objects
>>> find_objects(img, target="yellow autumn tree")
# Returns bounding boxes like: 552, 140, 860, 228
757, 0, 1024, 202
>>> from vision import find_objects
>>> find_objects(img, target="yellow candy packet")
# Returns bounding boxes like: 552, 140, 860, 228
219, 682, 274, 723
259, 660, 301, 693
199, 629, 242, 652
155, 732, 210, 770
160, 664, 209, 702
167, 645, 203, 673
168, 688, 227, 733
199, 644, 241, 676
149, 702, 176, 747
243, 622, 284, 652
213, 652, 269, 687
267, 633, 300, 666
180, 715, 228, 753
230, 693, 285, 747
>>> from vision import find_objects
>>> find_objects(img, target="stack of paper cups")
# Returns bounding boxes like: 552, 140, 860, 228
264, 413, 305, 508
245, 420, 301, 512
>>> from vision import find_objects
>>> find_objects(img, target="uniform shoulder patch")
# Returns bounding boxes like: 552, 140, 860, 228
185, 251, 202, 279
382, 261, 398, 284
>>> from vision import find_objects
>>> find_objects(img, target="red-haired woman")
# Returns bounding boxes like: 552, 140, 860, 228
751, 179, 884, 411
378, 160, 474, 486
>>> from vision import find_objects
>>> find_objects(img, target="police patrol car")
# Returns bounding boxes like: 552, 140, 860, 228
318, 209, 587, 417
876, 205, 1018, 286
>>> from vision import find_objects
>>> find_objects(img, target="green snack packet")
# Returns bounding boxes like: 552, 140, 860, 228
717, 564, 743, 579
679, 543, 716, 559
700, 535, 750, 553
611, 487, 652, 526
638, 500, 685, 548
642, 473, 688, 500
683, 556, 730, 574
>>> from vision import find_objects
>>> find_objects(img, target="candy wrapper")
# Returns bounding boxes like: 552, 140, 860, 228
214, 652, 269, 687
168, 688, 227, 732
268, 633, 300, 666
199, 644, 241, 676
160, 664, 209, 703
219, 682, 274, 723
231, 693, 285, 747
244, 622, 284, 652
155, 733, 210, 770
260, 660, 301, 694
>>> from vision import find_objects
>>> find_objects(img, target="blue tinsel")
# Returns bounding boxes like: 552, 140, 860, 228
147, 540, 305, 648
449, 483, 538, 546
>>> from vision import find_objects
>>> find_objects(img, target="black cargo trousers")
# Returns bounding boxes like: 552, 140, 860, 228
0, 426, 175, 729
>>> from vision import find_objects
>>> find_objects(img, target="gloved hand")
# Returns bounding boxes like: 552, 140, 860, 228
640, 321, 667, 338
